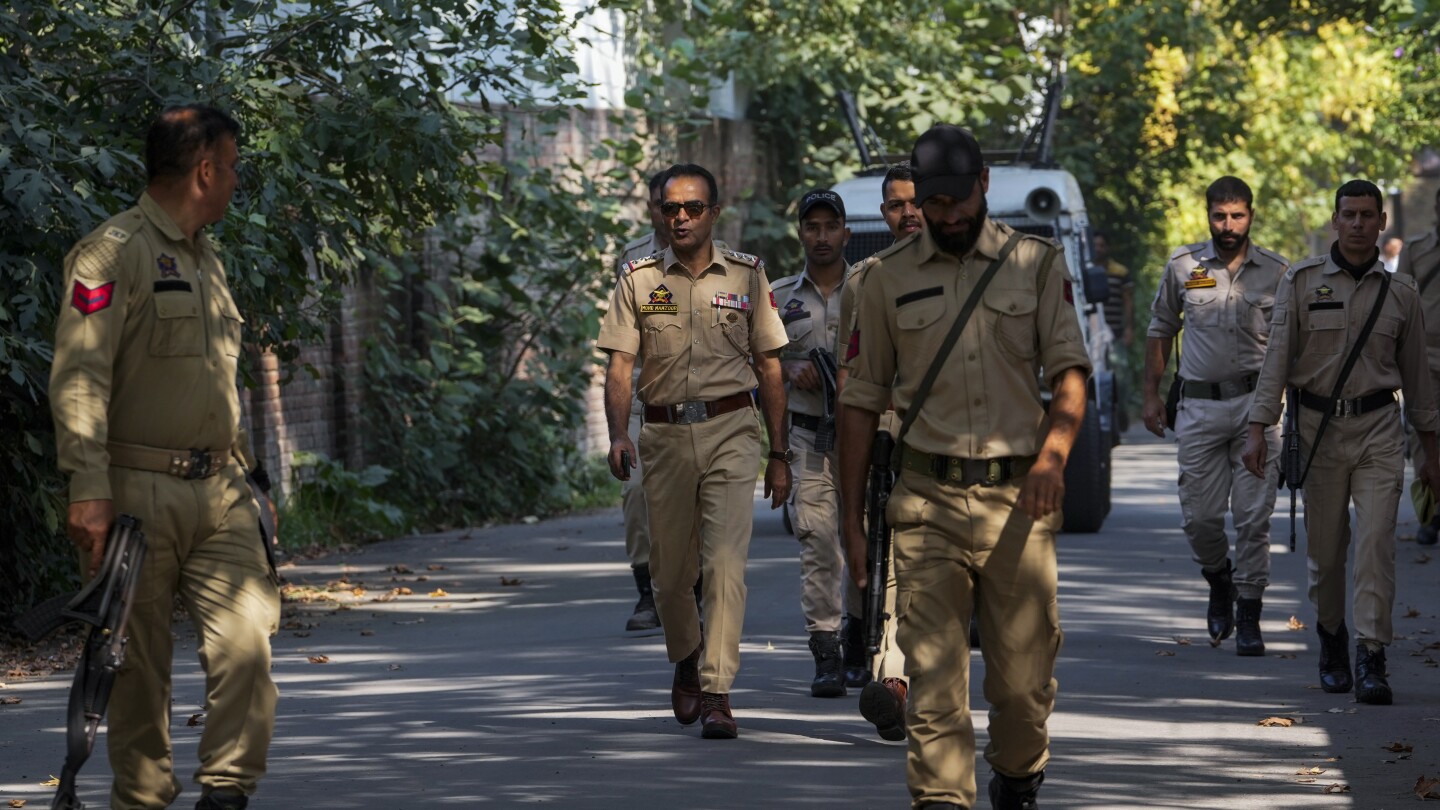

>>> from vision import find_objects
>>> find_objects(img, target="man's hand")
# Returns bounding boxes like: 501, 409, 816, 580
763, 459, 792, 508
1016, 452, 1065, 521
68, 499, 116, 579
608, 436, 638, 481
1141, 393, 1168, 437
782, 359, 820, 392
843, 517, 868, 590
1241, 423, 1268, 478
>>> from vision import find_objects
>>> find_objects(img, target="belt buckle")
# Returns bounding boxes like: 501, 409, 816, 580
184, 449, 213, 479
674, 401, 708, 425
1336, 399, 1354, 418
983, 459, 1003, 486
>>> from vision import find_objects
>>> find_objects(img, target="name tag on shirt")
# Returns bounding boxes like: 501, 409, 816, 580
714, 292, 751, 311
1184, 278, 1217, 289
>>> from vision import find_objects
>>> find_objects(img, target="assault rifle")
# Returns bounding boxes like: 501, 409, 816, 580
809, 347, 840, 452
1279, 388, 1302, 552
13, 515, 147, 810
863, 431, 896, 667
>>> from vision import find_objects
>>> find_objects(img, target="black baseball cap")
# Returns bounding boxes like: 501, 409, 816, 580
797, 188, 846, 222
911, 125, 984, 204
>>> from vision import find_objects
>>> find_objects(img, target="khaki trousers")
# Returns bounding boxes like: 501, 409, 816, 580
1300, 403, 1404, 644
622, 396, 650, 567
888, 466, 1062, 809
640, 406, 761, 693
105, 464, 280, 809
1174, 393, 1280, 597
788, 423, 846, 633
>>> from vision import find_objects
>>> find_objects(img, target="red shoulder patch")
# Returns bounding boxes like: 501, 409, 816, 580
769, 291, 778, 309
1063, 279, 1074, 304
846, 329, 860, 361
72, 280, 116, 315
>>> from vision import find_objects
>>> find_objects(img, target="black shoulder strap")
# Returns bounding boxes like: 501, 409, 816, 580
1297, 270, 1392, 487
890, 232, 1025, 463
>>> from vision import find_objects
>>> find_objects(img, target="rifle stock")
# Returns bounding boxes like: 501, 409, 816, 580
1281, 387, 1302, 552
863, 431, 897, 665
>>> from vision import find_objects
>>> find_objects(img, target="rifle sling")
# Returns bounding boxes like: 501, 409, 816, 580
1295, 270, 1391, 488
890, 232, 1055, 466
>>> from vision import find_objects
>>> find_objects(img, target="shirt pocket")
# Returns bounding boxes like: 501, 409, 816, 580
643, 316, 686, 358
1362, 314, 1402, 363
983, 289, 1038, 360
1243, 290, 1275, 339
1306, 308, 1347, 355
895, 296, 948, 361
217, 293, 245, 358
784, 314, 814, 348
1182, 289, 1223, 328
712, 305, 750, 357
149, 293, 204, 357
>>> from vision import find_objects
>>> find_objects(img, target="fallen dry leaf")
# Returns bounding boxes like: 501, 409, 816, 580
186, 714, 204, 727
1155, 650, 1176, 657
1384, 742, 1414, 753
1173, 636, 1192, 646
1416, 776, 1440, 799
307, 655, 330, 664
1288, 616, 1306, 630
1296, 766, 1325, 775
350, 587, 366, 597
428, 588, 448, 598
1406, 607, 1422, 618
415, 575, 429, 582
426, 564, 445, 571
41, 777, 58, 787
387, 664, 403, 671
1259, 716, 1296, 727
292, 631, 310, 638
1322, 783, 1350, 794
0, 696, 21, 706
390, 564, 413, 574
10, 799, 27, 808
360, 630, 375, 637
1417, 554, 1433, 565
394, 587, 413, 596
500, 576, 523, 587
1296, 778, 1316, 784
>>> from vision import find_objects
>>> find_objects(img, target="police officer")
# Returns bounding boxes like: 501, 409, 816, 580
840, 126, 1091, 809
1142, 177, 1289, 655
772, 188, 853, 697
50, 105, 278, 810
598, 163, 791, 739
1396, 186, 1440, 545
834, 162, 922, 739
1243, 179, 1440, 706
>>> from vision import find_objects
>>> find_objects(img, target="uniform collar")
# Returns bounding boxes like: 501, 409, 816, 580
1320, 253, 1386, 277
661, 242, 725, 277
796, 262, 852, 292
139, 192, 214, 252
1198, 239, 1258, 268
914, 216, 1004, 264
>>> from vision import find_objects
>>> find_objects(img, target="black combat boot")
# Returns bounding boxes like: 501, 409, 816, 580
1234, 597, 1265, 657
1200, 560, 1236, 643
1354, 643, 1393, 705
626, 564, 660, 632
808, 631, 846, 698
1316, 621, 1353, 694
196, 790, 248, 810
841, 614, 872, 688
989, 770, 1044, 810
1419, 514, 1440, 546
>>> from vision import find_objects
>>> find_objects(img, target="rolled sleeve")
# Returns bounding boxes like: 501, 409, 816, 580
1038, 251, 1092, 383
837, 267, 895, 414
596, 273, 640, 355
1249, 273, 1295, 426
749, 266, 789, 354
1146, 263, 1183, 339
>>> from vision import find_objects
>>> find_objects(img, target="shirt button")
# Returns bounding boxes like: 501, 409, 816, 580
974, 398, 982, 406
968, 353, 977, 361
692, 369, 698, 374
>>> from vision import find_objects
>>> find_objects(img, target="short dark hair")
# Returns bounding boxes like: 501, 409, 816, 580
663, 163, 719, 205
881, 161, 913, 201
646, 169, 669, 200
145, 105, 240, 182
1205, 176, 1253, 210
1334, 179, 1383, 214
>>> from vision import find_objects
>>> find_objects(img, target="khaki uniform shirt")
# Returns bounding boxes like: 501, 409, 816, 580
597, 242, 787, 405
839, 218, 1092, 459
1148, 240, 1289, 382
772, 265, 854, 417
1396, 230, 1440, 370
1250, 253, 1439, 431
50, 193, 248, 502
835, 256, 880, 366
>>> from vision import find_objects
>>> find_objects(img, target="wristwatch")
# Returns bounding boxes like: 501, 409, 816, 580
768, 448, 794, 464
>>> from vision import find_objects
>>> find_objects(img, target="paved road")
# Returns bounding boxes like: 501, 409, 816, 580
3, 430, 1438, 809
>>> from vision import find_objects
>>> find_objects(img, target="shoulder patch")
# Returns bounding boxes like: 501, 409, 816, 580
1169, 242, 1207, 261
1283, 254, 1326, 280
70, 238, 124, 282
721, 248, 762, 269
624, 255, 660, 274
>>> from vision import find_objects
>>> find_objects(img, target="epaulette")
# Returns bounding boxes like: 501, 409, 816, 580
847, 255, 879, 278
871, 230, 921, 262
721, 248, 763, 269
1169, 242, 1208, 261
623, 254, 661, 274
1391, 271, 1417, 292
769, 272, 803, 291
1283, 254, 1326, 280
1252, 245, 1288, 266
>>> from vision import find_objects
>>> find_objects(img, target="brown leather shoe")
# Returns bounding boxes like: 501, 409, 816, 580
700, 691, 737, 739
671, 644, 703, 725
859, 677, 908, 741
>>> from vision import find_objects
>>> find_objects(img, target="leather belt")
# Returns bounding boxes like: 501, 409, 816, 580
1181, 374, 1258, 401
1298, 388, 1397, 418
791, 413, 824, 431
902, 447, 1036, 487
107, 442, 229, 479
644, 391, 754, 425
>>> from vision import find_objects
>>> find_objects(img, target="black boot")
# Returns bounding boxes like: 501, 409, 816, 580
808, 631, 846, 698
989, 770, 1044, 810
1234, 597, 1265, 657
841, 615, 872, 688
1200, 560, 1236, 643
1354, 643, 1393, 705
626, 565, 660, 632
1419, 514, 1440, 546
1316, 621, 1353, 694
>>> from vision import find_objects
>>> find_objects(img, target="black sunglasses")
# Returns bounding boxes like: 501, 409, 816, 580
659, 200, 712, 218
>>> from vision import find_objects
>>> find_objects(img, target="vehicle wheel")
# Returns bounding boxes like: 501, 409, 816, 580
1062, 406, 1111, 533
